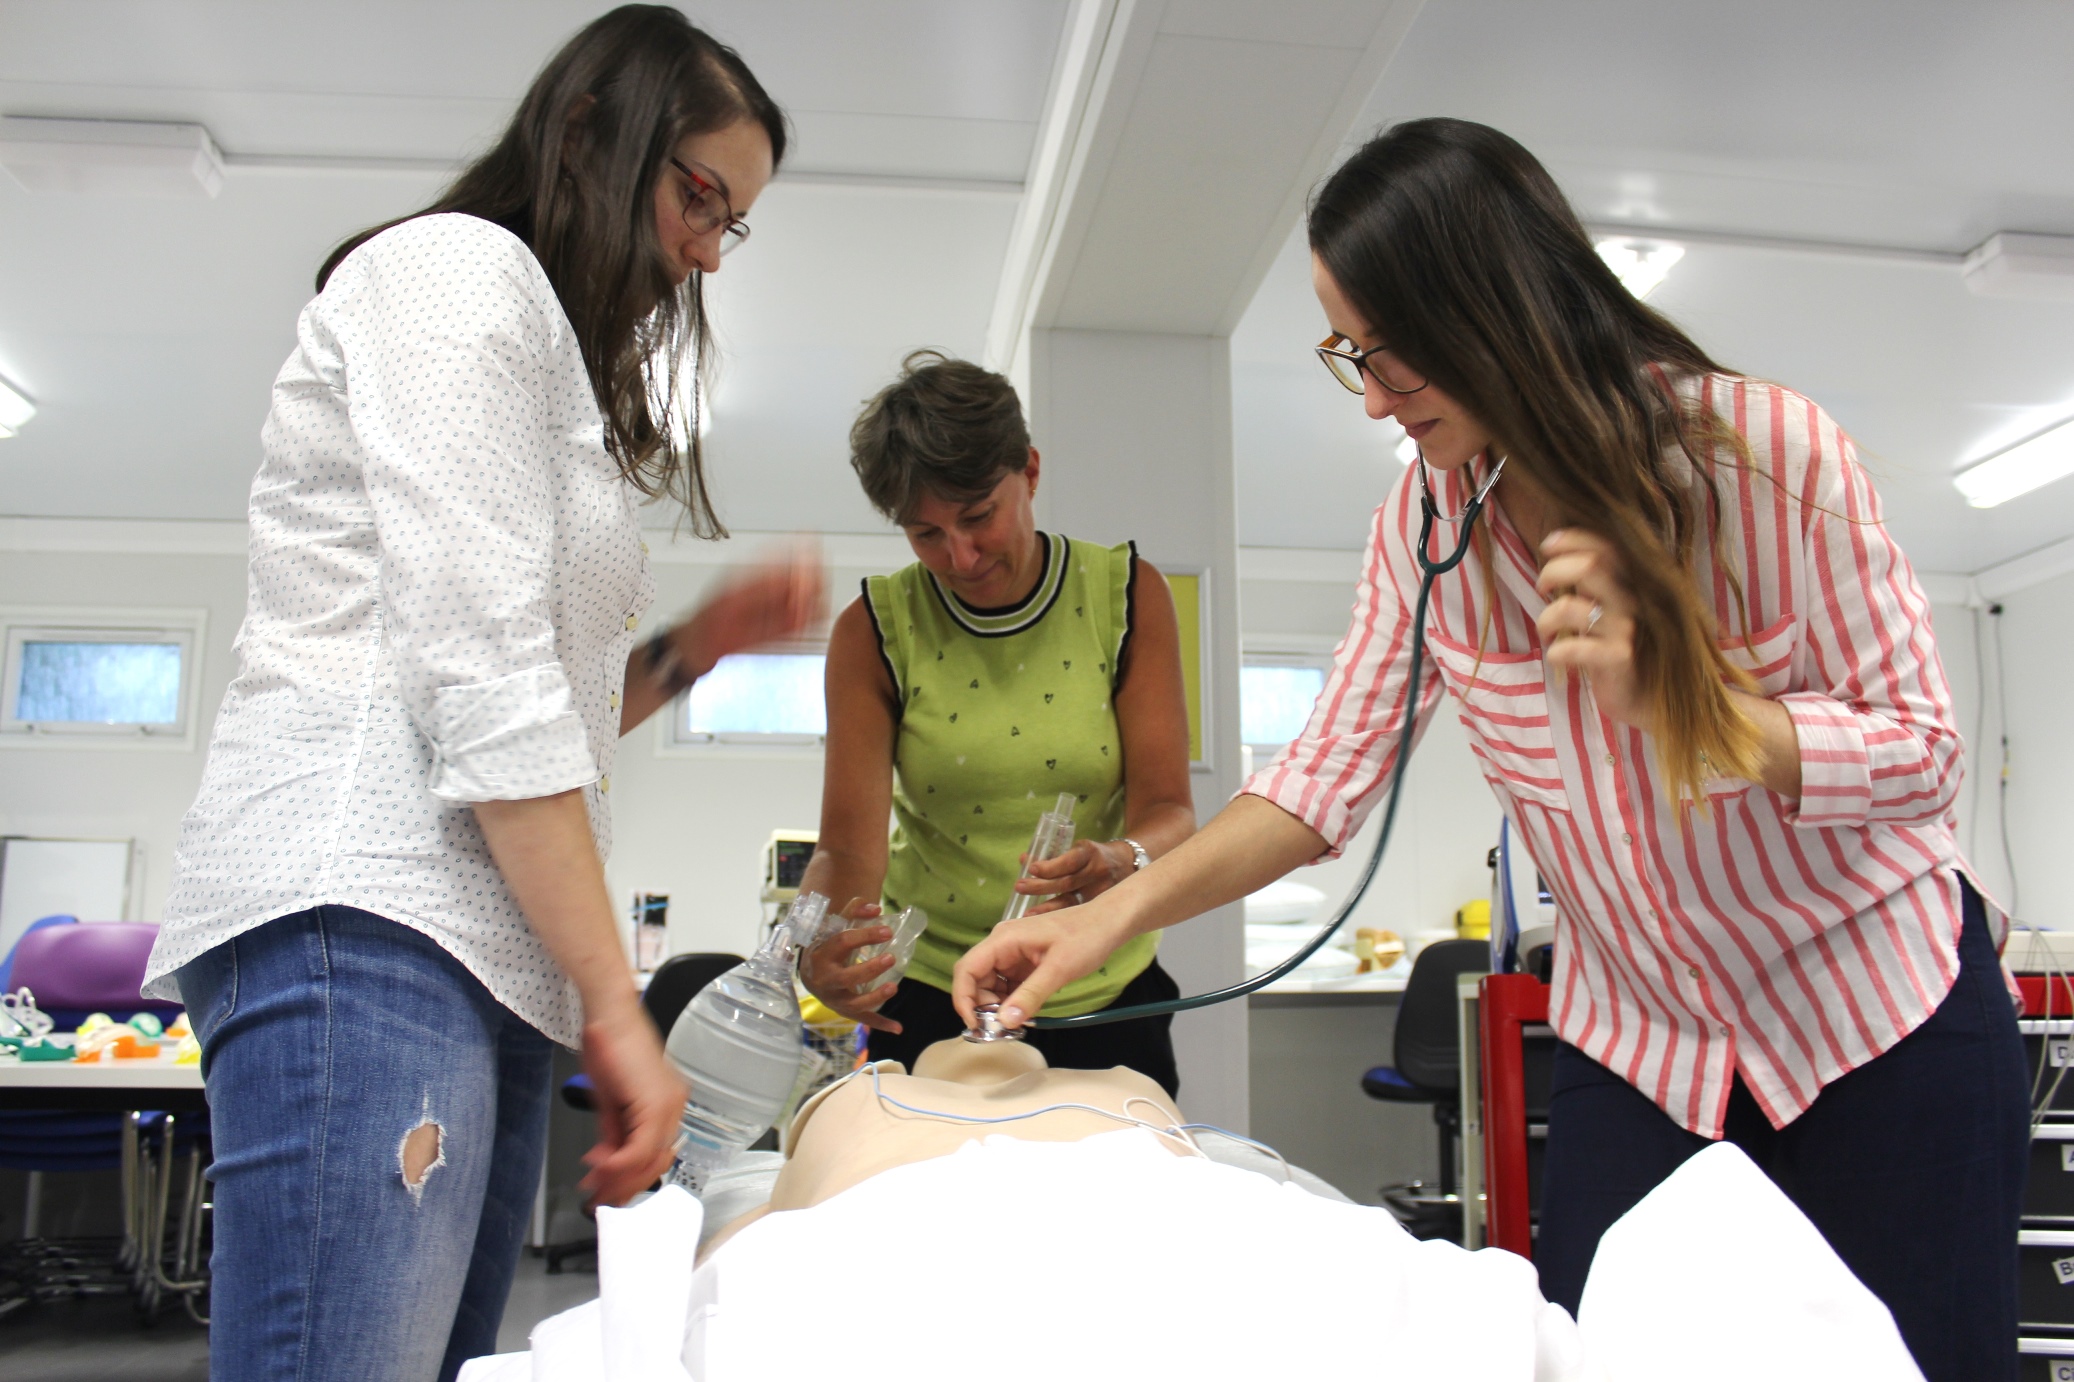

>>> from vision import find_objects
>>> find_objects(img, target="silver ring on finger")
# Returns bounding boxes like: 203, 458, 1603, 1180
1585, 602, 1603, 634
1072, 890, 1085, 905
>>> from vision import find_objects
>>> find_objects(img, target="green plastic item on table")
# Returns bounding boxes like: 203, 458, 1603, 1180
9, 1037, 74, 1061
128, 1013, 164, 1038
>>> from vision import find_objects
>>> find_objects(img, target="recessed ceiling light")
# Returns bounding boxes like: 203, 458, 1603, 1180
1594, 237, 1685, 299
1953, 416, 2074, 508
0, 116, 224, 198
0, 375, 35, 438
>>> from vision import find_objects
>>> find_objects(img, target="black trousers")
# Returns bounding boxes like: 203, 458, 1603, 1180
1537, 877, 2027, 1382
865, 959, 1181, 1097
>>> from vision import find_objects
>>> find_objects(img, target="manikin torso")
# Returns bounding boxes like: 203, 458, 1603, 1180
701, 1039, 1182, 1260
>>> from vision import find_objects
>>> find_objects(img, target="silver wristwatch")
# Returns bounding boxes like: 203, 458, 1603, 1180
1122, 837, 1151, 873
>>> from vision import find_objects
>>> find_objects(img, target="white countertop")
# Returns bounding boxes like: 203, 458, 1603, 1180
0, 1052, 203, 1089
1256, 971, 1407, 996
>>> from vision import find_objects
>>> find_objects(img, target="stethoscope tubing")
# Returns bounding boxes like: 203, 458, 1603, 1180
1033, 454, 1507, 1030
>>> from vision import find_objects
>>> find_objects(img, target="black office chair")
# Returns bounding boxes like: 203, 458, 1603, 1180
1362, 938, 1490, 1240
546, 951, 744, 1273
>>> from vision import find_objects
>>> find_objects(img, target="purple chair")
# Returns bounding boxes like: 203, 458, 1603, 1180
9, 922, 183, 1031
2, 922, 205, 1319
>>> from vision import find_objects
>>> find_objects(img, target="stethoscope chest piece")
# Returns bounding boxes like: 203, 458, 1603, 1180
963, 1003, 1027, 1043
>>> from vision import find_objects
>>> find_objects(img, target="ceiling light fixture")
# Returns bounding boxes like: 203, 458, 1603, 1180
1961, 232, 2074, 302
0, 116, 224, 198
0, 375, 35, 438
1594, 237, 1685, 299
1953, 415, 2074, 508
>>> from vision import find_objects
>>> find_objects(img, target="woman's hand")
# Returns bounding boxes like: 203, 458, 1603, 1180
952, 897, 1135, 1030
576, 1003, 688, 1208
1534, 529, 1656, 734
1016, 839, 1136, 913
799, 897, 904, 1033
675, 547, 827, 682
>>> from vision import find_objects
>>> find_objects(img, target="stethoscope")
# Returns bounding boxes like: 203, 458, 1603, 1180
1032, 450, 1509, 1029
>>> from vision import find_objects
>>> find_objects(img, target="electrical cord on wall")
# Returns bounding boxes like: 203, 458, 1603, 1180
1992, 603, 2019, 923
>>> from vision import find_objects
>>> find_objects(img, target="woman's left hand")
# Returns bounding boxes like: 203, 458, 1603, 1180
672, 546, 827, 681
1534, 529, 1657, 734
1015, 839, 1136, 913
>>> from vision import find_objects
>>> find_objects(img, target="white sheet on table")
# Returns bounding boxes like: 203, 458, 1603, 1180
471, 1131, 1930, 1382
1577, 1142, 1923, 1381
686, 1129, 1580, 1382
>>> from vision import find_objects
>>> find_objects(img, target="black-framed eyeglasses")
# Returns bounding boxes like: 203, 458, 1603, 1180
670, 157, 750, 255
1316, 333, 1426, 395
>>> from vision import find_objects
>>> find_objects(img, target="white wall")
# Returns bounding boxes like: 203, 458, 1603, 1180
0, 540, 2040, 984
1973, 574, 2070, 928
0, 547, 246, 921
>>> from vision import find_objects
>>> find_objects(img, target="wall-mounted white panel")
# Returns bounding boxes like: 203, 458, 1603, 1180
0, 837, 132, 956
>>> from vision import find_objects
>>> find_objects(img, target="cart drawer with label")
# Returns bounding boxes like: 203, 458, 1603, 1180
2021, 1231, 2074, 1329
2032, 1127, 2074, 1221
2022, 1334, 2074, 1382
2023, 1023, 2074, 1113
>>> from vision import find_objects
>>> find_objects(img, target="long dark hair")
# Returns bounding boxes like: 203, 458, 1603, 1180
1309, 116, 1760, 801
317, 5, 786, 537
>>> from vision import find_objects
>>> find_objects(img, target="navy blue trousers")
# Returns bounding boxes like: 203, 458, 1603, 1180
1537, 878, 2027, 1382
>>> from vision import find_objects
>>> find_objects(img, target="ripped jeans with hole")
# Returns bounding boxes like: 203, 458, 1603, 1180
177, 905, 554, 1382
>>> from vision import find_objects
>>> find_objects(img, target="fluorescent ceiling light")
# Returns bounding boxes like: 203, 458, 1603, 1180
1594, 237, 1685, 299
0, 376, 34, 438
0, 116, 224, 198
1953, 416, 2074, 508
1961, 232, 2074, 303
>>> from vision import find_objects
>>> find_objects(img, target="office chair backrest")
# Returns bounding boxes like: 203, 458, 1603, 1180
641, 952, 746, 1038
1393, 938, 1491, 1095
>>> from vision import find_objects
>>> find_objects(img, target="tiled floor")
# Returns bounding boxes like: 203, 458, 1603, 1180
0, 1250, 599, 1380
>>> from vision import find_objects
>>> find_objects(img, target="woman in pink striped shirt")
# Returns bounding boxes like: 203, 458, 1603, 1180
953, 118, 2024, 1380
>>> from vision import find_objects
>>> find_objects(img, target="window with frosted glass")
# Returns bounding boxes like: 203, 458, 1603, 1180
676, 653, 827, 741
14, 640, 183, 725
1240, 663, 1327, 748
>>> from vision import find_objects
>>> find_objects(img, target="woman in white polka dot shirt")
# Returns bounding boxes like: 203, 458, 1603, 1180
142, 10, 819, 1378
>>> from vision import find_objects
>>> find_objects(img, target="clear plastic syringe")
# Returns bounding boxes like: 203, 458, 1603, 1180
1000, 792, 1078, 923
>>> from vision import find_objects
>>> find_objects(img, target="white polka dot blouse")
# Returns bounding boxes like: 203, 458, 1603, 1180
146, 214, 656, 1047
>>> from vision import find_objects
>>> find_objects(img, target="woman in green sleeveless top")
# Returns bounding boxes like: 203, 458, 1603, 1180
798, 352, 1196, 1093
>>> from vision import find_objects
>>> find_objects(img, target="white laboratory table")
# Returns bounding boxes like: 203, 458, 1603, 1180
0, 1052, 206, 1112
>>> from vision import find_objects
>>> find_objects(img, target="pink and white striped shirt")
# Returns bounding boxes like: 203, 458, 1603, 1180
1245, 375, 1974, 1138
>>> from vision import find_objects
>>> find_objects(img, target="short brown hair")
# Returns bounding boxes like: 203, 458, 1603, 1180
849, 350, 1030, 523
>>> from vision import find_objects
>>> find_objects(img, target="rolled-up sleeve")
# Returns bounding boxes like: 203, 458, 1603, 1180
1243, 476, 1445, 859
1785, 423, 1962, 830
334, 223, 598, 803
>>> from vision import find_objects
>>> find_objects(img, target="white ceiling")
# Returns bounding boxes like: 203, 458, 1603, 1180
0, 0, 1060, 528
1231, 0, 2074, 574
4, 0, 2074, 577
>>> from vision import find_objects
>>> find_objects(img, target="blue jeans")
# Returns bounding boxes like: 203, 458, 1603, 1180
178, 906, 555, 1382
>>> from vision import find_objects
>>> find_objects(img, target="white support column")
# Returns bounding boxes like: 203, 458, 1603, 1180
1026, 326, 1246, 1129
994, 0, 1426, 1133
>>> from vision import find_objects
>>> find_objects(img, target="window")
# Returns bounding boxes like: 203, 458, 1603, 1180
1, 609, 206, 748
667, 651, 827, 749
1240, 660, 1328, 750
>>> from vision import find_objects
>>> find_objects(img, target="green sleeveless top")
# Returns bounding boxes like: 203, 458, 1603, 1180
864, 533, 1158, 1016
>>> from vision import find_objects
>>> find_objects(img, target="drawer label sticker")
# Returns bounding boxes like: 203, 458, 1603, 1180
2055, 1256, 2074, 1286
2053, 1363, 2074, 1382
2052, 1040, 2074, 1068
2063, 1145, 2074, 1173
